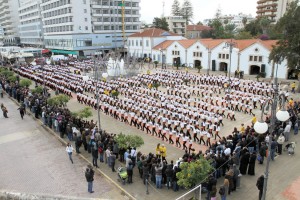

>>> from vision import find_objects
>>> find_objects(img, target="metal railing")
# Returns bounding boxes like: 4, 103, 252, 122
175, 184, 202, 200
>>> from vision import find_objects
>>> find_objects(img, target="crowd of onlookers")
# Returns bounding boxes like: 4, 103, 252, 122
1, 65, 299, 200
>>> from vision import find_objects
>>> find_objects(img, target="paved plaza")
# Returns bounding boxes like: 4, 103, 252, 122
1, 68, 300, 200
0, 96, 127, 200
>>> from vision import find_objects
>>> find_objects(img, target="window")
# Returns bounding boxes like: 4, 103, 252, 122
222, 54, 225, 59
85, 18, 87, 22
254, 56, 258, 61
259, 56, 262, 62
85, 26, 88, 30
83, 0, 86, 4
219, 54, 221, 59
226, 54, 229, 59
193, 52, 202, 57
84, 9, 87, 13
146, 40, 149, 47
249, 56, 253, 61
140, 40, 142, 46
172, 51, 180, 55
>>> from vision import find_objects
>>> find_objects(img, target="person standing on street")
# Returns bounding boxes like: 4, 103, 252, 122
17, 105, 25, 119
85, 165, 95, 193
110, 151, 116, 172
66, 143, 74, 164
1, 103, 8, 118
256, 175, 264, 200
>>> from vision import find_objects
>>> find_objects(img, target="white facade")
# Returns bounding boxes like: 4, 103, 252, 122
127, 33, 184, 59
166, 16, 186, 36
40, 0, 140, 54
0, 0, 20, 45
238, 43, 287, 78
128, 36, 288, 78
18, 0, 44, 47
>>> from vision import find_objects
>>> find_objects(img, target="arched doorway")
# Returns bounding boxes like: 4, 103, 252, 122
219, 62, 228, 71
250, 65, 260, 75
194, 60, 201, 68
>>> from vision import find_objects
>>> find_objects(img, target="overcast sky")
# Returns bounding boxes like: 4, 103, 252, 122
140, 0, 258, 24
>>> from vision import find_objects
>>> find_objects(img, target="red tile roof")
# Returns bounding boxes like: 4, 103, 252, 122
128, 28, 180, 38
260, 40, 278, 50
234, 39, 260, 51
152, 38, 279, 51
153, 40, 176, 50
178, 39, 199, 48
199, 39, 228, 49
186, 25, 212, 31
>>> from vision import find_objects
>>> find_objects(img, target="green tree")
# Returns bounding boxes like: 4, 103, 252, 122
180, 0, 193, 25
259, 17, 271, 35
196, 21, 203, 25
195, 64, 202, 73
153, 17, 169, 31
7, 75, 17, 83
0, 70, 14, 78
78, 107, 93, 119
19, 78, 32, 88
115, 133, 144, 149
244, 19, 263, 36
171, 0, 181, 16
235, 31, 253, 39
224, 24, 236, 38
176, 156, 213, 188
56, 94, 70, 106
223, 19, 229, 25
200, 29, 213, 38
31, 86, 43, 94
127, 135, 144, 148
209, 19, 225, 39
47, 94, 70, 106
242, 17, 248, 27
270, 0, 300, 91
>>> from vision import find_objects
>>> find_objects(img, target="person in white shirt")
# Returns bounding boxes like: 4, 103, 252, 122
66, 143, 74, 164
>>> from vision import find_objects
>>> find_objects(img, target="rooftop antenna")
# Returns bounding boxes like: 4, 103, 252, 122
162, 0, 165, 17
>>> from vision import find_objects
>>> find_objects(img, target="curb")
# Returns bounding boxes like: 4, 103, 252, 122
8, 96, 136, 200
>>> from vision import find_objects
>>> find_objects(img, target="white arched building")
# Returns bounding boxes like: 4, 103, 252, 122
128, 29, 288, 79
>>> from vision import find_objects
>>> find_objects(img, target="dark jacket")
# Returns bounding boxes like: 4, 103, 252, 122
85, 168, 94, 182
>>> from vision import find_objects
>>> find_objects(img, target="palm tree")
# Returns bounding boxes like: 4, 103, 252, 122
242, 17, 247, 27
259, 17, 270, 35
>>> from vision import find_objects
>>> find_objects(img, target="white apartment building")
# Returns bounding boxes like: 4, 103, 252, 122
166, 16, 186, 36
40, 0, 141, 56
203, 13, 254, 31
256, 0, 295, 23
0, 0, 21, 45
18, 0, 44, 47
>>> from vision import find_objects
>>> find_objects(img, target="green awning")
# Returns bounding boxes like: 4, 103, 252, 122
51, 49, 78, 55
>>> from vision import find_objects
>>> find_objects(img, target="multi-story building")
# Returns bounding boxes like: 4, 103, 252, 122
186, 25, 212, 39
166, 16, 186, 36
40, 0, 141, 56
203, 13, 254, 31
256, 0, 295, 23
18, 0, 44, 47
0, 0, 21, 45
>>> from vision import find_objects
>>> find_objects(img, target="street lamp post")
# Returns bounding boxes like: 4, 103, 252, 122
159, 48, 164, 69
224, 40, 236, 82
254, 58, 290, 200
207, 47, 211, 75
93, 54, 108, 132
